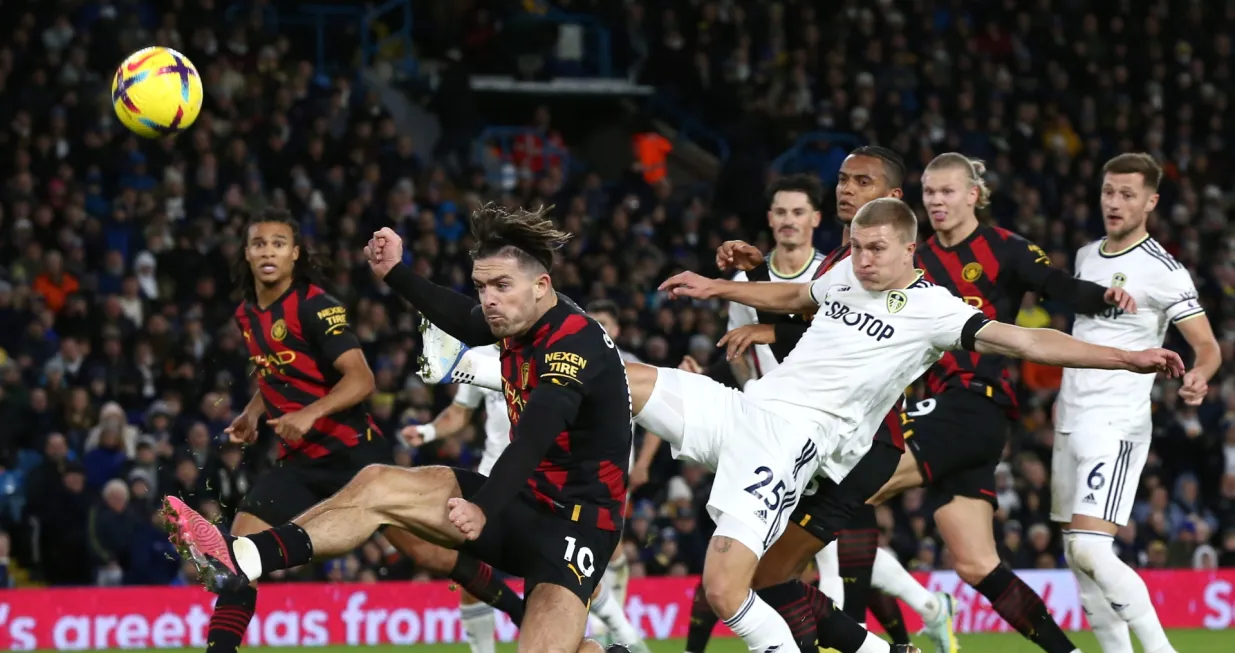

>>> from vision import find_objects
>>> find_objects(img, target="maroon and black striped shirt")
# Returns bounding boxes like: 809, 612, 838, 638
915, 224, 1108, 417
498, 298, 632, 531
234, 282, 379, 461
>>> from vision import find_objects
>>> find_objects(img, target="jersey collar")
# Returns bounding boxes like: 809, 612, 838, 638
1098, 234, 1149, 258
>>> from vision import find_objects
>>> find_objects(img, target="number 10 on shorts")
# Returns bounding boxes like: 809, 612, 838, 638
563, 536, 595, 579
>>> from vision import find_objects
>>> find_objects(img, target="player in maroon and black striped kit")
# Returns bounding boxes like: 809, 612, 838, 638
179, 210, 525, 653
165, 207, 634, 653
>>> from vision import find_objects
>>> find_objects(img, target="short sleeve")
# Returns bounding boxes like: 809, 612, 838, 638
727, 271, 759, 330
805, 264, 843, 306
454, 383, 484, 409
1150, 269, 1205, 324
537, 315, 608, 394
300, 292, 361, 363
928, 290, 991, 351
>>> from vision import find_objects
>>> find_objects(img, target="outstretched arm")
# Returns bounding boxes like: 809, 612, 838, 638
1008, 235, 1131, 315
660, 271, 817, 314
972, 321, 1184, 375
367, 228, 496, 346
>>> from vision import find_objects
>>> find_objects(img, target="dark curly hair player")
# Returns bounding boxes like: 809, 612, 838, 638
165, 205, 635, 653
180, 209, 526, 653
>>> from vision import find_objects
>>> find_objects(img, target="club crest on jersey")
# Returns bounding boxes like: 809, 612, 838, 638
886, 290, 907, 314
270, 319, 287, 342
1112, 272, 1127, 288
961, 262, 983, 282
520, 362, 530, 388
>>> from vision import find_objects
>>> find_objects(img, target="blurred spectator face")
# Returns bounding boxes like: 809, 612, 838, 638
836, 155, 899, 222
44, 433, 68, 461
103, 480, 129, 512
63, 470, 85, 494
922, 165, 979, 233
176, 459, 199, 486
188, 424, 210, 449
0, 531, 10, 558
99, 426, 122, 450
767, 188, 820, 249
1099, 170, 1157, 241
591, 310, 621, 340
244, 221, 298, 289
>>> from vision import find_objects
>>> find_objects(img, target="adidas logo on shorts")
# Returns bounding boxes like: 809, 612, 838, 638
1083, 493, 1097, 504
754, 509, 768, 523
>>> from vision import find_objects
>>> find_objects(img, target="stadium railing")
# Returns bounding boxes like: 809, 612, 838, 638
643, 93, 731, 167
771, 131, 865, 185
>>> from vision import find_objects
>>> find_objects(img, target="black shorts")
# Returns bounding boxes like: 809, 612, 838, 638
238, 440, 394, 526
788, 440, 902, 544
903, 389, 1009, 509
452, 469, 621, 607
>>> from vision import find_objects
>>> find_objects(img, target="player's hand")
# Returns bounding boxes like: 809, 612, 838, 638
717, 324, 776, 359
225, 411, 260, 445
629, 461, 651, 492
364, 227, 404, 279
400, 424, 436, 447
716, 240, 764, 272
677, 355, 703, 374
446, 498, 486, 540
1179, 369, 1209, 405
659, 271, 721, 300
1123, 348, 1185, 377
267, 410, 318, 443
1104, 287, 1137, 314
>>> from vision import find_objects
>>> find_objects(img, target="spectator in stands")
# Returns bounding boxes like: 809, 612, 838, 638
88, 479, 140, 586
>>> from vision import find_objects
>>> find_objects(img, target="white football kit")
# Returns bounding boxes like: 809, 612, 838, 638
728, 250, 825, 379
638, 262, 991, 558
1052, 237, 1203, 526
452, 345, 511, 476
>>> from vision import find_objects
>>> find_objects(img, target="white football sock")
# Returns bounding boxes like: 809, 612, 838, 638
1066, 531, 1175, 653
457, 349, 503, 390
1069, 563, 1132, 652
872, 546, 940, 623
608, 551, 631, 606
855, 631, 892, 653
590, 583, 642, 646
816, 541, 845, 609
232, 537, 264, 580
459, 601, 497, 653
721, 589, 798, 652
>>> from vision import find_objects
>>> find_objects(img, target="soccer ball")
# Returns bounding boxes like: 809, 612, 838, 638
111, 47, 203, 138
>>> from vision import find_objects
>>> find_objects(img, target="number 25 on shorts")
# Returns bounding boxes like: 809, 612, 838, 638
744, 466, 786, 510
563, 536, 595, 584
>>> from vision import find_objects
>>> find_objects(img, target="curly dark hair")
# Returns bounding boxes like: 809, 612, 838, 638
231, 209, 334, 302
469, 203, 572, 273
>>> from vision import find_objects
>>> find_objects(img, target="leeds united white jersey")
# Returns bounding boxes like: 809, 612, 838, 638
743, 259, 989, 474
1056, 237, 1203, 439
453, 345, 510, 462
728, 250, 825, 377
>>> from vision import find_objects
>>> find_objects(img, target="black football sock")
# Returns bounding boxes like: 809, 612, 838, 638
837, 504, 879, 625
244, 523, 314, 574
798, 580, 871, 653
974, 563, 1077, 653
449, 554, 525, 627
207, 585, 257, 653
754, 581, 818, 652
868, 590, 911, 645
684, 581, 719, 652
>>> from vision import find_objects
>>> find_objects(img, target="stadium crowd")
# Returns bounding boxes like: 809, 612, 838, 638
0, 0, 1234, 591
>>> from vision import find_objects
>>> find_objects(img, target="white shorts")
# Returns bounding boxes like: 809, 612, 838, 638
1050, 431, 1149, 526
636, 367, 832, 558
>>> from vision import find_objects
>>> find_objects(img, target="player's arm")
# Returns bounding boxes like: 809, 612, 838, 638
660, 270, 817, 314
1008, 236, 1114, 314
725, 270, 760, 384
971, 321, 1182, 374
416, 389, 479, 443
468, 332, 602, 519
382, 263, 498, 347
295, 296, 376, 423
1160, 272, 1220, 402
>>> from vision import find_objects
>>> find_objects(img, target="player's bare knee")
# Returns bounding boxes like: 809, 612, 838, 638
953, 557, 999, 586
